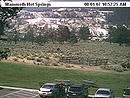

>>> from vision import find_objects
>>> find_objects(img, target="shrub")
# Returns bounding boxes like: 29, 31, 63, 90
27, 57, 35, 60
19, 56, 24, 59
100, 65, 113, 70
123, 68, 129, 71
27, 57, 32, 60
101, 65, 125, 72
65, 65, 72, 68
80, 66, 84, 68
39, 55, 44, 58
113, 66, 124, 72
13, 58, 18, 61
44, 61, 50, 66
23, 55, 28, 58
51, 62, 59, 66
33, 61, 36, 64
31, 57, 35, 60
45, 56, 50, 59
36, 58, 42, 62
121, 62, 130, 69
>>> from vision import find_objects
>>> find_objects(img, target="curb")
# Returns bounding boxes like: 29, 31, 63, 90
0, 86, 38, 92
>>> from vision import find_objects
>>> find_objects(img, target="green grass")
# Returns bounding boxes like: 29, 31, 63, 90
0, 62, 130, 97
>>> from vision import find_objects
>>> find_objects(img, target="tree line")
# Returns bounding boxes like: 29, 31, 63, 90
107, 25, 130, 46
1, 8, 130, 46
0, 7, 22, 35
7, 23, 90, 45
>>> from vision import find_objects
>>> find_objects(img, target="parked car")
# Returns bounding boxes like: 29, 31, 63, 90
67, 84, 88, 98
38, 83, 60, 98
123, 86, 130, 98
95, 88, 115, 98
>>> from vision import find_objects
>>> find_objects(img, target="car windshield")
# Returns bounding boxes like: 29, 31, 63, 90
124, 89, 130, 95
42, 85, 54, 89
69, 87, 81, 92
96, 90, 110, 95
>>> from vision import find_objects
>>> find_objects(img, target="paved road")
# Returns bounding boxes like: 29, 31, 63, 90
0, 87, 40, 98
0, 87, 121, 98
0, 87, 67, 98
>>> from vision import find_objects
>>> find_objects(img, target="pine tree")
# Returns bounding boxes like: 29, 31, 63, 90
0, 8, 22, 35
78, 26, 90, 41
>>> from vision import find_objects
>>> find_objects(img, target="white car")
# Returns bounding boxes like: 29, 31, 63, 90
123, 86, 130, 98
38, 83, 59, 98
95, 88, 115, 98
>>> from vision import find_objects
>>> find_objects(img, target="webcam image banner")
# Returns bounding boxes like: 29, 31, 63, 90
1, 0, 130, 7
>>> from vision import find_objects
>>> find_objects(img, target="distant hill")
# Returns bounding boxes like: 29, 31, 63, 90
106, 8, 130, 26
24, 7, 130, 26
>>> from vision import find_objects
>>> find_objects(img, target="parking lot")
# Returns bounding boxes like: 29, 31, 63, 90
0, 86, 122, 98
0, 87, 68, 98
0, 87, 40, 98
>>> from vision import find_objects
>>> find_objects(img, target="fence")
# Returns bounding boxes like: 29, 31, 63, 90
88, 58, 108, 66
60, 56, 86, 64
60, 56, 108, 66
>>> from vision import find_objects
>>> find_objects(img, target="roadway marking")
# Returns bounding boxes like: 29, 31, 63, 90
20, 90, 38, 94
0, 89, 39, 98
32, 94, 39, 98
2, 96, 14, 98
0, 90, 21, 98
13, 90, 38, 97
0, 86, 38, 92
12, 92, 34, 97
6, 93, 24, 98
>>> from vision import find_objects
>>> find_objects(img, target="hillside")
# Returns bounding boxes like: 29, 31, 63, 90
0, 41, 130, 72
6, 7, 112, 41
24, 7, 130, 26
106, 8, 130, 26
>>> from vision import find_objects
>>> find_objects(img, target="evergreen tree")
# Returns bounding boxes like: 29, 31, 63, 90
78, 26, 90, 41
0, 7, 22, 35
69, 32, 78, 45
57, 25, 71, 44
48, 28, 56, 43
25, 25, 35, 44
108, 25, 130, 46
36, 27, 48, 45
69, 28, 78, 45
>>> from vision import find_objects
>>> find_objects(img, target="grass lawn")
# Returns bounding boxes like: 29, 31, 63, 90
0, 62, 130, 97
